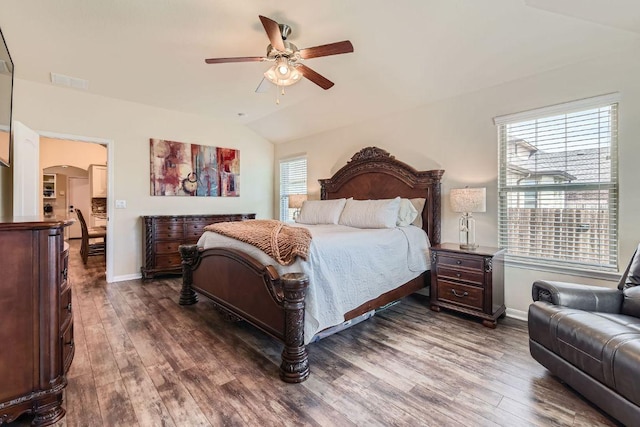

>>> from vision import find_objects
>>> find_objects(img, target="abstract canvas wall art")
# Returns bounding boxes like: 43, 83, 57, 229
150, 138, 240, 196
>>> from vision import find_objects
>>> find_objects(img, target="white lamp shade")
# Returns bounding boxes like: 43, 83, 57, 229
450, 188, 486, 213
288, 194, 307, 209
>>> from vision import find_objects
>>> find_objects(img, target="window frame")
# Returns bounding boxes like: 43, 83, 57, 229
494, 93, 620, 277
278, 155, 307, 222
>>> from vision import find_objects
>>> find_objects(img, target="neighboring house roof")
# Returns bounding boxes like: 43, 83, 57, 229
508, 139, 610, 183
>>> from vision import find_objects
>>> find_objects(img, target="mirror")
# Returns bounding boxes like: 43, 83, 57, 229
0, 26, 14, 167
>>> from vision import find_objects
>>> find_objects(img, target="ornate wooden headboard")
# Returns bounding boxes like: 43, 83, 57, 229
319, 147, 444, 245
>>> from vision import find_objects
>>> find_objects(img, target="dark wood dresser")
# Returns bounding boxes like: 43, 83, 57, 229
141, 213, 256, 278
429, 243, 506, 328
0, 217, 74, 426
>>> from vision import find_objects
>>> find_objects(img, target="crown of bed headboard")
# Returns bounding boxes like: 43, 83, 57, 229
319, 147, 444, 245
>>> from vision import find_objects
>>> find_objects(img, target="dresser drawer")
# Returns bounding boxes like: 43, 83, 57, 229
437, 266, 484, 287
59, 287, 73, 330
184, 221, 210, 242
61, 243, 69, 288
155, 241, 181, 255
61, 322, 75, 373
437, 254, 484, 271
184, 217, 214, 224
142, 214, 256, 279
155, 224, 183, 239
437, 279, 484, 311
155, 254, 182, 269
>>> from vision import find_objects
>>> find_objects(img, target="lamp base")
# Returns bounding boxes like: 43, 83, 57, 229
458, 213, 477, 251
459, 243, 478, 250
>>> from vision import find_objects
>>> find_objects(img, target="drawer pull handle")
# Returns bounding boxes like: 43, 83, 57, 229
66, 303, 72, 313
66, 339, 74, 348
451, 289, 468, 298
456, 260, 462, 265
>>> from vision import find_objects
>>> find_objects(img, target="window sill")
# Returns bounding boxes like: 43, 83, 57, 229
505, 257, 621, 282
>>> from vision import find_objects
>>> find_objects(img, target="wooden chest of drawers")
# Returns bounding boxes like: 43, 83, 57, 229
0, 218, 74, 426
141, 213, 255, 279
429, 243, 505, 328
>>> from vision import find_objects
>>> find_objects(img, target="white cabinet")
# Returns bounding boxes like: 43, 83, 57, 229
89, 165, 107, 198
43, 173, 56, 199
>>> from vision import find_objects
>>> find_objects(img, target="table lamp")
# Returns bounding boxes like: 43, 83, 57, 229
288, 194, 307, 220
450, 187, 486, 250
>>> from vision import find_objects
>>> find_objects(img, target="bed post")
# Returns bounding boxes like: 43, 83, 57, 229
179, 244, 199, 305
279, 273, 310, 383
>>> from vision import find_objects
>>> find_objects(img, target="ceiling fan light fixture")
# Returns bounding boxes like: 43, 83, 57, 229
264, 58, 302, 87
276, 58, 291, 78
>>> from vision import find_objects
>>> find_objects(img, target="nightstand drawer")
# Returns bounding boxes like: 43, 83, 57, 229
437, 280, 484, 311
437, 254, 484, 271
437, 266, 484, 287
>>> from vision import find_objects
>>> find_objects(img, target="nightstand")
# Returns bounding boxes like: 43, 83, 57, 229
429, 243, 506, 328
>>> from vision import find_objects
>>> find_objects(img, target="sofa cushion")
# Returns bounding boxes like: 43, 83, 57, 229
596, 312, 640, 332
622, 286, 640, 317
613, 338, 640, 407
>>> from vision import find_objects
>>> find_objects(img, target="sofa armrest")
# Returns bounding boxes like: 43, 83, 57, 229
532, 280, 623, 313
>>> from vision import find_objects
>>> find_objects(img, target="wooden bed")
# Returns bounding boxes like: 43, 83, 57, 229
178, 147, 444, 382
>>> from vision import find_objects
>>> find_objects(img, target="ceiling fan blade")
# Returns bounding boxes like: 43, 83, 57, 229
259, 15, 285, 51
205, 56, 264, 64
255, 77, 271, 93
299, 40, 354, 59
297, 64, 334, 90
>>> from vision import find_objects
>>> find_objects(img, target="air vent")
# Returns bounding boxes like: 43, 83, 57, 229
50, 72, 89, 90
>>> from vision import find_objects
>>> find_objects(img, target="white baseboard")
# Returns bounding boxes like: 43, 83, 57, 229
109, 272, 142, 283
506, 307, 528, 322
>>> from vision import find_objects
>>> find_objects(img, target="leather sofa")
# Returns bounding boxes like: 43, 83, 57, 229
528, 245, 640, 426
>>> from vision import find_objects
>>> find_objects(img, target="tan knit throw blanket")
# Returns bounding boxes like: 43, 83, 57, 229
204, 219, 312, 266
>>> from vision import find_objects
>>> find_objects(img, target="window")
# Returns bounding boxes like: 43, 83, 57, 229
495, 94, 619, 271
279, 156, 307, 222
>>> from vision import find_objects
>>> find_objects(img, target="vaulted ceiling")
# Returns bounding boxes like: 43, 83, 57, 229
1, 0, 639, 143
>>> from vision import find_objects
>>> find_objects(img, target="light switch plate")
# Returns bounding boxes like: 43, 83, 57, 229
115, 200, 127, 209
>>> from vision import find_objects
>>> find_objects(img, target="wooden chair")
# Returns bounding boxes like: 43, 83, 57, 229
75, 209, 106, 265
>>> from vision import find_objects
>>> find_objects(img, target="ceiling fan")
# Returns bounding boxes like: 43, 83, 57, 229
205, 15, 354, 92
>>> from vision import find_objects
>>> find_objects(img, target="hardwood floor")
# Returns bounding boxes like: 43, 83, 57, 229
10, 240, 620, 426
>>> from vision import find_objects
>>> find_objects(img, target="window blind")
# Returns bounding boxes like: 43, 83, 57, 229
279, 156, 307, 222
495, 94, 619, 271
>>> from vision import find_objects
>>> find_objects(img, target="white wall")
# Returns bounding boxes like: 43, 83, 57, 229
275, 44, 640, 316
12, 79, 274, 280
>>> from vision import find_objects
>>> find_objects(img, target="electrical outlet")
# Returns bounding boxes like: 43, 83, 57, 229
115, 200, 127, 209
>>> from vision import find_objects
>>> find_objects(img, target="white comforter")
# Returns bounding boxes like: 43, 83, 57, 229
197, 223, 431, 344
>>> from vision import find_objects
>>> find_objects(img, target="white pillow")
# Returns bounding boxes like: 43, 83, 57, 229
295, 198, 347, 225
410, 198, 426, 228
338, 197, 401, 229
397, 198, 419, 227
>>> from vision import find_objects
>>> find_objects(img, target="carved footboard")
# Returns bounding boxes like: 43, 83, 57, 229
179, 244, 310, 383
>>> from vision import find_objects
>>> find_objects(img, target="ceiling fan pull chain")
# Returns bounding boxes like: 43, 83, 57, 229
275, 84, 287, 105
